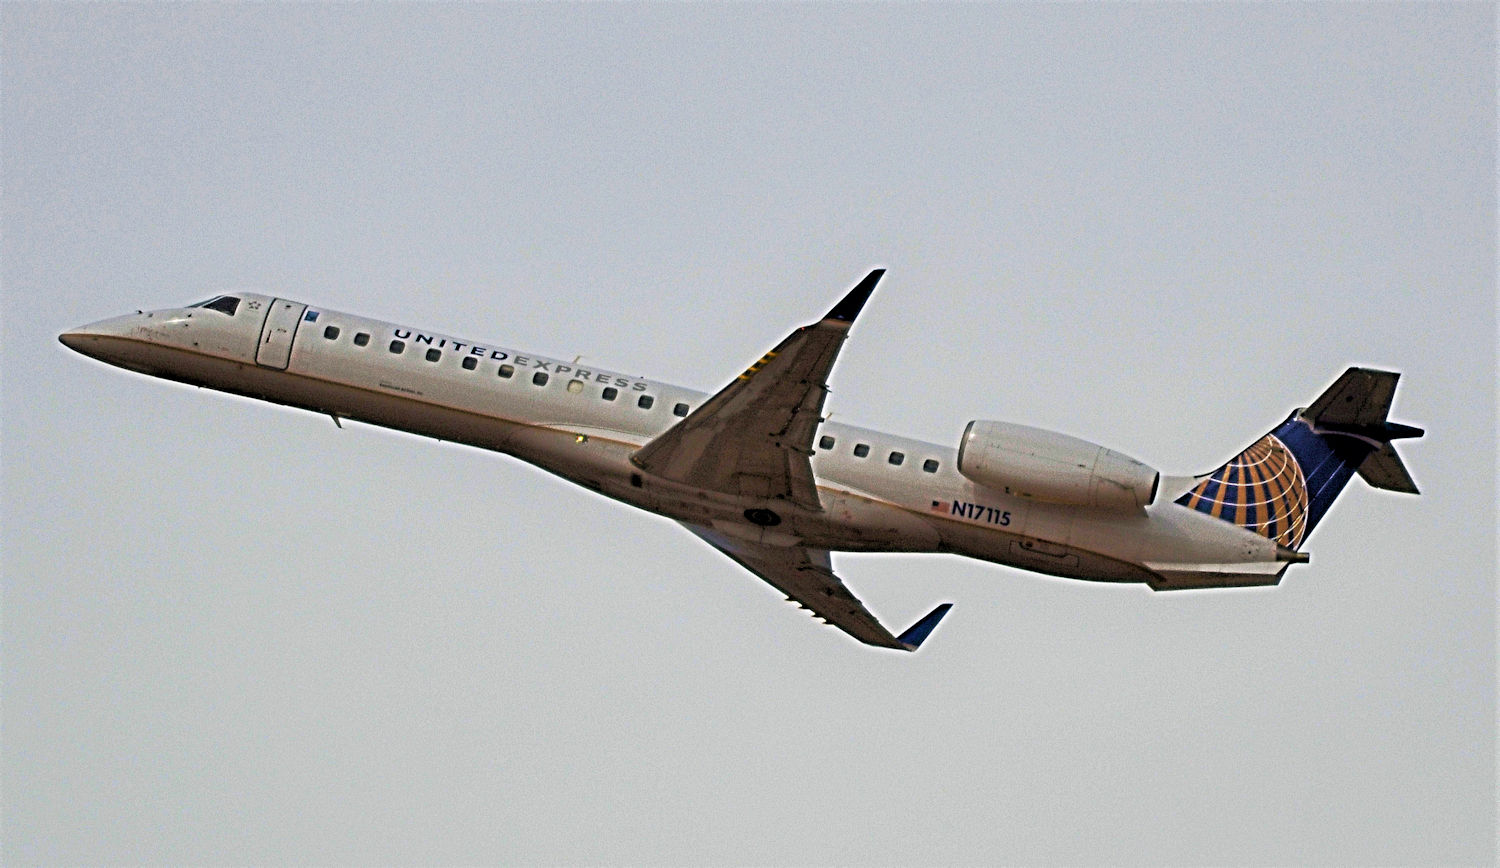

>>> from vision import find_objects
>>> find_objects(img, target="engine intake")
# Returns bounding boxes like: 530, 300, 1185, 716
957, 421, 1159, 511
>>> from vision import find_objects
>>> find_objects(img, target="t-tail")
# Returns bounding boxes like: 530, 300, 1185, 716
1176, 368, 1423, 550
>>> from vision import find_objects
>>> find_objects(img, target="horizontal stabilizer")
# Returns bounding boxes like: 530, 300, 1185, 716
896, 603, 953, 651
1357, 441, 1421, 493
1308, 368, 1410, 431
1302, 366, 1423, 496
1305, 367, 1400, 429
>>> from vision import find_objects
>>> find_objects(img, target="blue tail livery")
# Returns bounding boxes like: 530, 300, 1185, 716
1177, 368, 1422, 550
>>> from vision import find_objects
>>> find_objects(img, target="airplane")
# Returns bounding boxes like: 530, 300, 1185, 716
59, 269, 1423, 652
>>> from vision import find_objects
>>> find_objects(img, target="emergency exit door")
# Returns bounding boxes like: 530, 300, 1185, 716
256, 299, 307, 370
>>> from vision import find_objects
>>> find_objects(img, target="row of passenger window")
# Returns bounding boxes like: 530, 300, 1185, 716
320, 323, 690, 415
816, 433, 941, 473
321, 323, 937, 470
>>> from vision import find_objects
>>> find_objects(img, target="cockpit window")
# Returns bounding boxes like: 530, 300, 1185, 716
189, 296, 241, 316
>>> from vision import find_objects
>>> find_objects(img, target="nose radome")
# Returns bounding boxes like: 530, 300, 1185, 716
59, 313, 139, 356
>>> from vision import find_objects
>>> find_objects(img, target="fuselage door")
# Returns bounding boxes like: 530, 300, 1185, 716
255, 299, 307, 370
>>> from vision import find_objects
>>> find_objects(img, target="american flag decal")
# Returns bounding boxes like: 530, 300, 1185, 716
930, 500, 949, 515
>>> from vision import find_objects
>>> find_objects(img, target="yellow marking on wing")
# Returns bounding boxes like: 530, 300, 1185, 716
736, 350, 779, 381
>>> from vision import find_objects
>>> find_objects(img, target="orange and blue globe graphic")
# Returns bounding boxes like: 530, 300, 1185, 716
1178, 432, 1310, 549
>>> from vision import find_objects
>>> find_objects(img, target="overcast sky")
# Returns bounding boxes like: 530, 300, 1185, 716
4, 4, 1494, 865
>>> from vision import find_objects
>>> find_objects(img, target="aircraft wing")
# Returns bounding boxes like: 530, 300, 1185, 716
630, 269, 885, 511
679, 522, 951, 651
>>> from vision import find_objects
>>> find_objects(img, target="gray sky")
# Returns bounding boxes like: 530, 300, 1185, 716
4, 4, 1494, 865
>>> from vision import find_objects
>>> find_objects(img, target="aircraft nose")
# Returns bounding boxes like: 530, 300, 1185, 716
58, 328, 89, 352
59, 314, 139, 358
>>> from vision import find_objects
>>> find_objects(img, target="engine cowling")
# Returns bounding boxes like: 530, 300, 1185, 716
957, 421, 1159, 511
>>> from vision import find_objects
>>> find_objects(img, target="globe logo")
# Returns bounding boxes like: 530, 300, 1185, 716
1178, 434, 1309, 549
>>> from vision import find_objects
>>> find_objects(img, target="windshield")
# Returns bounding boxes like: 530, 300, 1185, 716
188, 296, 241, 316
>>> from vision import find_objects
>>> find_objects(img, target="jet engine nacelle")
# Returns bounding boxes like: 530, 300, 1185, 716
957, 421, 1160, 511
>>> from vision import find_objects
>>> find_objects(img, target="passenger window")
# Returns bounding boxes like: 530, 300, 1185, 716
602, 387, 618, 401
567, 379, 584, 393
425, 348, 441, 363
323, 325, 340, 340
353, 332, 370, 347
498, 364, 514, 379
462, 357, 478, 371
389, 339, 405, 354
673, 402, 689, 417
923, 459, 940, 473
819, 435, 835, 450
638, 395, 654, 410
888, 451, 905, 466
533, 372, 549, 386
853, 444, 870, 458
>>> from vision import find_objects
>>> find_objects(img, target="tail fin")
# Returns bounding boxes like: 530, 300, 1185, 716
1175, 368, 1423, 550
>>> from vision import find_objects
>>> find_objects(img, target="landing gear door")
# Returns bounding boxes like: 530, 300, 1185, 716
256, 299, 307, 370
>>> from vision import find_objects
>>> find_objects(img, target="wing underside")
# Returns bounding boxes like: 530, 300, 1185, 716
679, 523, 949, 651
679, 524, 906, 648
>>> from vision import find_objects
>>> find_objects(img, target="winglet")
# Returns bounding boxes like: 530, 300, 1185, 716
896, 602, 953, 651
823, 269, 885, 324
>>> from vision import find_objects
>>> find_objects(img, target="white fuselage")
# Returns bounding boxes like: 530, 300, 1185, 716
61, 293, 1287, 590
